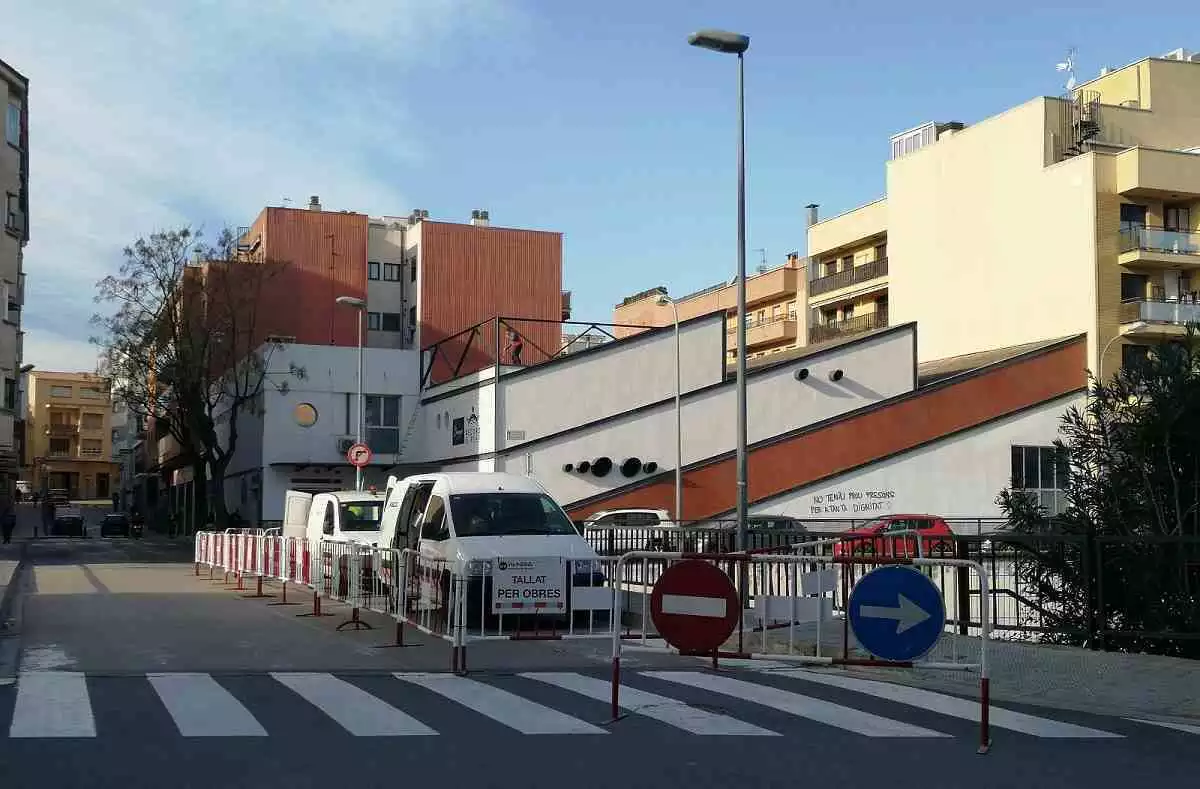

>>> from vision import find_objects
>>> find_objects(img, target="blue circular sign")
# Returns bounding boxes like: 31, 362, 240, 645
847, 565, 946, 662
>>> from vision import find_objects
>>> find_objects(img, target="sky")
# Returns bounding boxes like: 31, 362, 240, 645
1, 0, 1194, 372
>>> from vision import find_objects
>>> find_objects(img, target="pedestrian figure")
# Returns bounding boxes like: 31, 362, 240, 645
504, 329, 524, 365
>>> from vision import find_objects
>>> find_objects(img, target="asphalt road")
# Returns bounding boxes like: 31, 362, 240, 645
1, 516, 1198, 788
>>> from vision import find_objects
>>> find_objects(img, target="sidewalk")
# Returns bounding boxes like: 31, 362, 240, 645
725, 617, 1200, 723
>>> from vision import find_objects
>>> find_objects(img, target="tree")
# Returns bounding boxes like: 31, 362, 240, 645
92, 227, 304, 530
999, 330, 1200, 657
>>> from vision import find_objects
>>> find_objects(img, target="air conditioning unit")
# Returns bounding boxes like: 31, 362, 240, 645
336, 437, 355, 454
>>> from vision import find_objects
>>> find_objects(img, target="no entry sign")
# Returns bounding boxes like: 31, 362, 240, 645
649, 560, 740, 653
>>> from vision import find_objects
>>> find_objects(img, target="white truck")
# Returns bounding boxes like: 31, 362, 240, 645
377, 471, 610, 624
282, 488, 387, 597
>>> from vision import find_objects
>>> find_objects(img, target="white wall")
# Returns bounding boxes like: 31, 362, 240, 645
417, 314, 729, 462
503, 327, 916, 506
261, 344, 421, 466
745, 392, 1084, 522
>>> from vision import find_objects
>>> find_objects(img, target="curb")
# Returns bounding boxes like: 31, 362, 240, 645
0, 542, 30, 681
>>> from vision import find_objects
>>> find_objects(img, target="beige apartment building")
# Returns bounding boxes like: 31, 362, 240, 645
24, 372, 120, 500
613, 253, 808, 362
808, 46, 1200, 377
2, 57, 28, 495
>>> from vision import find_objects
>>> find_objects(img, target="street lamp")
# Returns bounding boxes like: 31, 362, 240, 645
688, 28, 750, 560
656, 295, 683, 523
336, 295, 367, 491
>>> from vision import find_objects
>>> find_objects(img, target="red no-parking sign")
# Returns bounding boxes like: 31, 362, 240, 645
649, 560, 741, 653
346, 443, 372, 467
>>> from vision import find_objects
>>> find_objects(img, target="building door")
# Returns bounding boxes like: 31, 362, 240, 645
97, 473, 110, 499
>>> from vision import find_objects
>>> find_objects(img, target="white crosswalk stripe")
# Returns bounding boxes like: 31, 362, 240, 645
149, 673, 267, 737
273, 673, 437, 736
9, 671, 96, 738
643, 671, 950, 738
765, 668, 1123, 739
521, 671, 779, 736
394, 672, 607, 735
2, 669, 1182, 741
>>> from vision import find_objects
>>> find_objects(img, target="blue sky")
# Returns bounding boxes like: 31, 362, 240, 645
1, 0, 1193, 369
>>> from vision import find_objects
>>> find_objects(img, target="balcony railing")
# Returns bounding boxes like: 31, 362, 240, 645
1119, 298, 1200, 327
46, 422, 79, 436
809, 258, 888, 297
808, 308, 889, 344
79, 447, 103, 458
1120, 227, 1200, 258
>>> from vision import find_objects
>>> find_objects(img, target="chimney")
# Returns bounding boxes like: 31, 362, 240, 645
805, 203, 819, 227
471, 209, 490, 227
308, 195, 322, 211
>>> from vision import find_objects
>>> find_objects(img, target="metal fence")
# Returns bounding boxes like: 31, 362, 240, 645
578, 523, 1200, 656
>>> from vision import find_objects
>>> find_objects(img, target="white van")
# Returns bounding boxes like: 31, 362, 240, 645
379, 472, 609, 616
282, 489, 387, 547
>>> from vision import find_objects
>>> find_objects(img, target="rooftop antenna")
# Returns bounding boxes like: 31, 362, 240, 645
753, 248, 767, 274
281, 197, 293, 208
1056, 47, 1078, 94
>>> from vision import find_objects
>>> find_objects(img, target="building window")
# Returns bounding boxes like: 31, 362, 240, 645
787, 301, 796, 319
1122, 343, 1151, 372
5, 101, 19, 147
383, 263, 401, 281
381, 312, 402, 332
49, 385, 72, 398
81, 413, 103, 430
1010, 445, 1068, 515
79, 386, 106, 399
5, 192, 19, 234
364, 395, 401, 453
48, 438, 70, 457
368, 261, 381, 280
367, 312, 381, 330
409, 258, 417, 282
842, 304, 855, 320
81, 439, 103, 457
2, 378, 13, 411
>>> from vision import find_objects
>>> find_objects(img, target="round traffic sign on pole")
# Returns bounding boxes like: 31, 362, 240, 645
848, 565, 946, 662
346, 443, 373, 468
649, 559, 740, 653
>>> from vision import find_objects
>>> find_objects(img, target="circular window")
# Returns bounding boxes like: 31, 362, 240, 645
293, 402, 319, 428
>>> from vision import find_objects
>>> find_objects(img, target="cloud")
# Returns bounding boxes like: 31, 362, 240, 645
0, 0, 518, 370
22, 329, 101, 375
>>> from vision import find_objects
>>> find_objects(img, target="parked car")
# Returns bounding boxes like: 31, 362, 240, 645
834, 514, 955, 558
100, 513, 136, 538
52, 504, 86, 538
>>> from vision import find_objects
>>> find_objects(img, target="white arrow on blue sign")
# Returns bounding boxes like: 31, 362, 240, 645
847, 565, 946, 662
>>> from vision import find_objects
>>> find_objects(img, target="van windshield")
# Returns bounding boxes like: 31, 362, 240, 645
340, 502, 384, 531
448, 493, 577, 538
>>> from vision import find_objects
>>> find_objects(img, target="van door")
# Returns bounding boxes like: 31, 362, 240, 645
394, 481, 435, 552
380, 480, 408, 548
283, 491, 313, 540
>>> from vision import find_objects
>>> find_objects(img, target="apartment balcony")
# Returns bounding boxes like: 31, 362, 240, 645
808, 309, 889, 344
1114, 147, 1200, 199
746, 266, 800, 306
79, 447, 104, 458
1119, 227, 1200, 268
45, 422, 79, 437
1119, 298, 1200, 337
730, 316, 799, 348
809, 258, 889, 300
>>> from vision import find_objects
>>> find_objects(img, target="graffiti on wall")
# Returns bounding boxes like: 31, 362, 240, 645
807, 487, 897, 516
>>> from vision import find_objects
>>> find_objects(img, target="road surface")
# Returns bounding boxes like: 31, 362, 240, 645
1, 517, 1197, 788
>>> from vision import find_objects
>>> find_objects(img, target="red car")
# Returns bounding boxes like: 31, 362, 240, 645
834, 515, 956, 558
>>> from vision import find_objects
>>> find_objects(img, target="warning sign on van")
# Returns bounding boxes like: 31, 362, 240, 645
491, 556, 567, 614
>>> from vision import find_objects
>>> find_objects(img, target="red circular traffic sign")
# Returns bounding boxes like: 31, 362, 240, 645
346, 443, 373, 467
649, 559, 740, 653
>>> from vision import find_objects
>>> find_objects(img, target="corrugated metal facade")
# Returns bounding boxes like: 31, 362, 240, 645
247, 207, 369, 348
420, 222, 562, 382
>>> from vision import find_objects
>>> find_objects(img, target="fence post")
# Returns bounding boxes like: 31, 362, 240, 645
955, 539, 970, 636
1083, 530, 1099, 650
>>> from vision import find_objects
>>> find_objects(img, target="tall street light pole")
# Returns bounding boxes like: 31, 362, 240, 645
336, 295, 367, 491
688, 29, 750, 562
656, 295, 683, 523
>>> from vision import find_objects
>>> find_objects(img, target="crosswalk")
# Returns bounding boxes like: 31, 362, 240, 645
0, 667, 1188, 742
